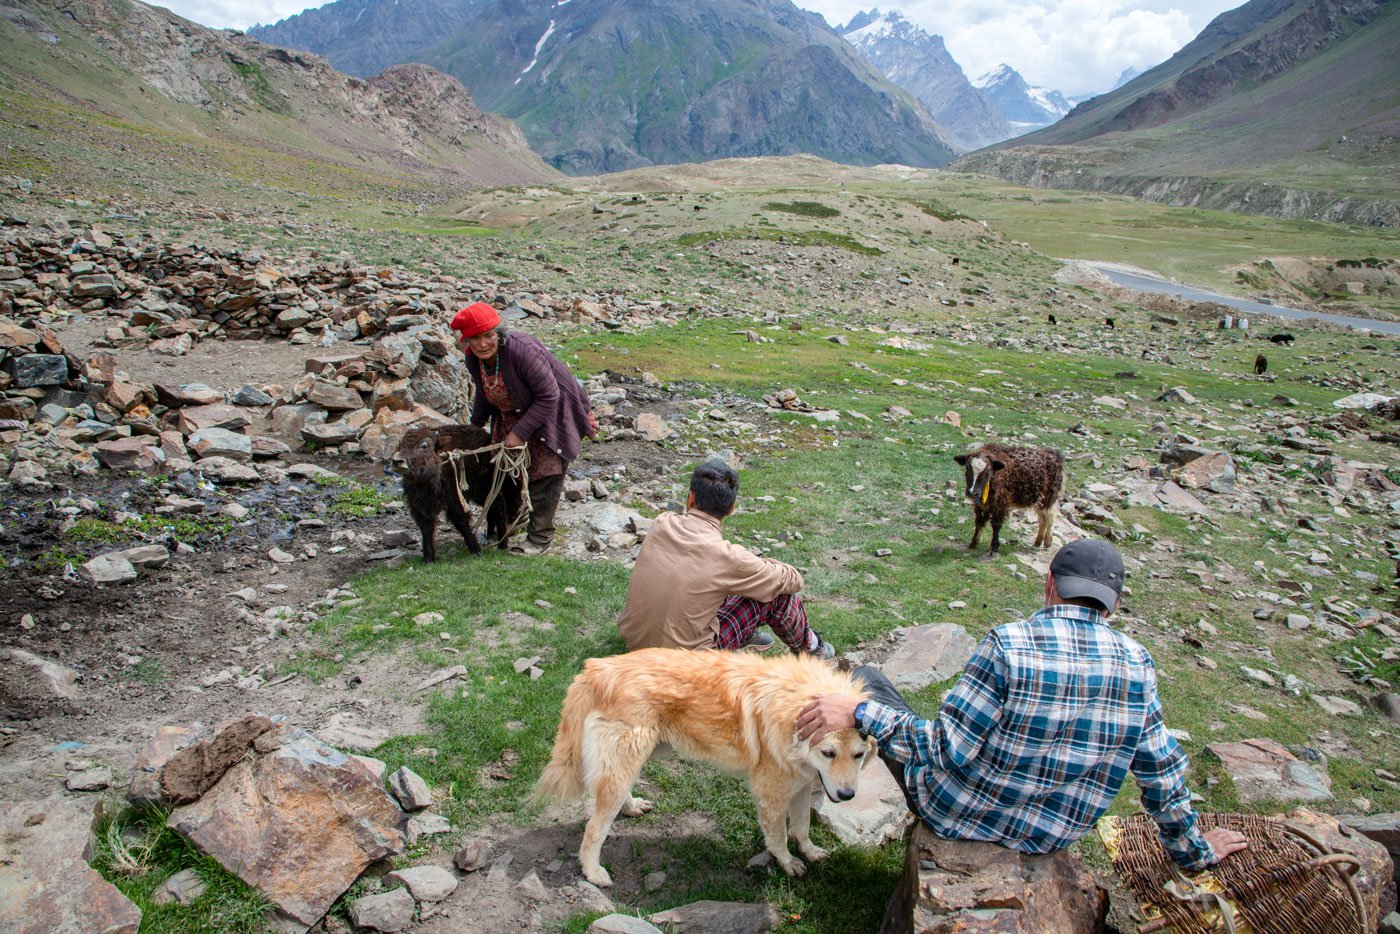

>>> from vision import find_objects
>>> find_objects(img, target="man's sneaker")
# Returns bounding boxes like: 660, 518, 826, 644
804, 631, 836, 661
742, 630, 776, 651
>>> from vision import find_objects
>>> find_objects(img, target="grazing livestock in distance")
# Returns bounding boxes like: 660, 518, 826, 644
1048, 313, 1058, 326
393, 424, 523, 562
954, 444, 1064, 555
1105, 317, 1116, 330
1269, 333, 1295, 346
1254, 354, 1268, 375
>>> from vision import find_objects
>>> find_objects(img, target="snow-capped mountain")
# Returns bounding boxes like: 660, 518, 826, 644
975, 64, 1071, 131
1112, 66, 1143, 90
839, 9, 1010, 150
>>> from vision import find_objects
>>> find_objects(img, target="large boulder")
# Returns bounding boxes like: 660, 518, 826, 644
881, 624, 976, 691
176, 403, 252, 435
1176, 452, 1236, 494
0, 796, 143, 933
1206, 738, 1333, 805
166, 729, 407, 932
4, 353, 67, 387
814, 761, 913, 847
0, 648, 80, 720
880, 824, 1107, 933
1288, 808, 1397, 925
648, 900, 780, 933
94, 437, 162, 471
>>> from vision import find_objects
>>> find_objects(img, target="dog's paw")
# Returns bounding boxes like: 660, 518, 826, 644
621, 796, 654, 817
583, 864, 613, 888
797, 841, 829, 862
776, 853, 808, 877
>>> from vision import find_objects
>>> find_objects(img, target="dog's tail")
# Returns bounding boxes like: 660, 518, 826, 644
531, 670, 594, 804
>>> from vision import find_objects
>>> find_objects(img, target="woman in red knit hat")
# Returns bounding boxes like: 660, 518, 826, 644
450, 302, 597, 554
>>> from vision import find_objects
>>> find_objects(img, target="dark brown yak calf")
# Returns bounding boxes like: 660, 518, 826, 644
953, 444, 1064, 555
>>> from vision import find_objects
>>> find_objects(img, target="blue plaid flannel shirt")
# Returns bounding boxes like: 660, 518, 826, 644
856, 605, 1215, 869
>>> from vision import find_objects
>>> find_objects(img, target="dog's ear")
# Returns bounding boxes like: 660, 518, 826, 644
860, 735, 877, 770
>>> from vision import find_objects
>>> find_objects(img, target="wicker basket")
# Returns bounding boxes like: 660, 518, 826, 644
1098, 812, 1368, 934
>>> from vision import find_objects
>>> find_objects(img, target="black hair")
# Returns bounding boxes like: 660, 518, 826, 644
690, 458, 738, 518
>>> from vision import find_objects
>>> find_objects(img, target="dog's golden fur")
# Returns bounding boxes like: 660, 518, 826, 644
534, 648, 874, 887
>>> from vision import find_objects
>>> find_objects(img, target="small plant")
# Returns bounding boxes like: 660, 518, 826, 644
102, 814, 156, 878
67, 518, 129, 544
31, 546, 87, 573
332, 486, 396, 518
310, 473, 357, 489
1336, 632, 1400, 686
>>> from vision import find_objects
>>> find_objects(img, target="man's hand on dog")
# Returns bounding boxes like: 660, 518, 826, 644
797, 694, 860, 742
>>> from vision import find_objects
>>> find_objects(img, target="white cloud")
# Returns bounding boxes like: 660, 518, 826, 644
801, 0, 1240, 95
149, 0, 326, 30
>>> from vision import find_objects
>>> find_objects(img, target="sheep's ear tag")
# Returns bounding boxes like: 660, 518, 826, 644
981, 482, 990, 505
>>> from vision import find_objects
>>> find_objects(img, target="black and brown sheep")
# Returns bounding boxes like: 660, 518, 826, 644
393, 424, 523, 563
953, 444, 1064, 555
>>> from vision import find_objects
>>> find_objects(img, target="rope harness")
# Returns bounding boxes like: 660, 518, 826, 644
445, 442, 533, 549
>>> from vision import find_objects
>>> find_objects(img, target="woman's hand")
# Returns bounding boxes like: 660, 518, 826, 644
586, 410, 599, 438
504, 432, 525, 448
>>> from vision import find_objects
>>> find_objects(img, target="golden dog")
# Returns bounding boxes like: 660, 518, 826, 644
534, 648, 875, 887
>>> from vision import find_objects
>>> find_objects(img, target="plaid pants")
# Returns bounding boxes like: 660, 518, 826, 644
712, 593, 813, 653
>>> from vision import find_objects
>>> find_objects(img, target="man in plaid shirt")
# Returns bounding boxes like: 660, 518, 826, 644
798, 539, 1247, 869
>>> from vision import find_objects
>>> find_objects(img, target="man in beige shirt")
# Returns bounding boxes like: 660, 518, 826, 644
617, 459, 834, 658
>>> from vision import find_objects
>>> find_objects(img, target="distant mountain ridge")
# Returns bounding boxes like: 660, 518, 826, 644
836, 10, 1009, 151
975, 65, 1071, 130
2, 0, 556, 190
253, 0, 959, 175
251, 0, 482, 80
954, 0, 1400, 226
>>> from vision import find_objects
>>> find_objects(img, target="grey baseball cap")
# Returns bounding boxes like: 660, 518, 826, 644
1050, 539, 1124, 611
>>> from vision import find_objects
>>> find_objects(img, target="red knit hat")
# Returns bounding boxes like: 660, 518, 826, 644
450, 302, 502, 338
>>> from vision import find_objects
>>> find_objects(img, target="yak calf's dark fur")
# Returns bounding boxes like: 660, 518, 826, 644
393, 424, 523, 562
953, 444, 1064, 555
1254, 354, 1268, 375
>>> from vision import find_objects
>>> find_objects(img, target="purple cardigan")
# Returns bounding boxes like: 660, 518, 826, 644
466, 332, 594, 462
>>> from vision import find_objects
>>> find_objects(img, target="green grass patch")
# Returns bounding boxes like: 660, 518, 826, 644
762, 201, 841, 219
674, 228, 884, 256
331, 486, 399, 519
91, 806, 273, 933
911, 199, 970, 222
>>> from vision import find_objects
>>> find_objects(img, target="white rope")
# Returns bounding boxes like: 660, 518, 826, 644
446, 442, 532, 548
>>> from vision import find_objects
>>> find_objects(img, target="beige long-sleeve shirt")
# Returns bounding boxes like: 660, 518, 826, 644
616, 510, 804, 650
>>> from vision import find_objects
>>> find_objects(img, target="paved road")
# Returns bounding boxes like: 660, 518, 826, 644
1088, 264, 1400, 336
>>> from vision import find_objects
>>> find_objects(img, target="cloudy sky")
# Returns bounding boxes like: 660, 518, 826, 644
153, 0, 1241, 96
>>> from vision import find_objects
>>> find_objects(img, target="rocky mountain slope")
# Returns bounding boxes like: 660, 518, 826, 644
975, 64, 1071, 132
0, 0, 557, 196
955, 0, 1400, 226
250, 0, 483, 80
253, 0, 958, 175
837, 10, 1010, 152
